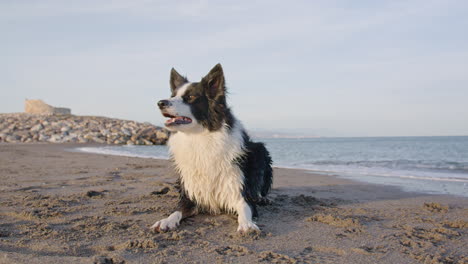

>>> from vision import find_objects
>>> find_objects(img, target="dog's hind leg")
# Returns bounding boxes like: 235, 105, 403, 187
236, 199, 259, 233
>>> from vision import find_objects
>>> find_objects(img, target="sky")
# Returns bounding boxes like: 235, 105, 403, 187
1, 0, 467, 137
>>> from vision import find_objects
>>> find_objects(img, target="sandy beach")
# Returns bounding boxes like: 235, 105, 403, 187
0, 143, 466, 264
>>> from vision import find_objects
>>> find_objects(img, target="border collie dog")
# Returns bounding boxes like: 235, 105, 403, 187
152, 64, 273, 233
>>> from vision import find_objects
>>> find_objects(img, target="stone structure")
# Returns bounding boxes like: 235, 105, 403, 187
24, 99, 71, 115
0, 113, 170, 145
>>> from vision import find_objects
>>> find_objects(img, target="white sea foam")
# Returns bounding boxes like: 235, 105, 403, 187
75, 145, 169, 160
276, 163, 468, 182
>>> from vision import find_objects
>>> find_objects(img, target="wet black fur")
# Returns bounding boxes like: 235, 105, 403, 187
168, 64, 273, 219
236, 131, 273, 218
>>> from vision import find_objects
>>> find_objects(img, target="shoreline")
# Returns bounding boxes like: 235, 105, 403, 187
73, 143, 468, 198
0, 143, 466, 263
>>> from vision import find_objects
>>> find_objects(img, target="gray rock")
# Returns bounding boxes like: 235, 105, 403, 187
63, 136, 78, 143
113, 139, 125, 145
0, 113, 169, 146
78, 137, 88, 143
6, 135, 20, 142
92, 137, 106, 144
39, 133, 50, 141
135, 127, 169, 145
156, 129, 169, 140
121, 128, 132, 137
48, 134, 62, 143
142, 139, 153, 145
100, 129, 110, 136
32, 133, 39, 140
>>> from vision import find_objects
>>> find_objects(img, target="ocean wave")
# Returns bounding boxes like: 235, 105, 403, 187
74, 146, 169, 160
275, 163, 468, 183
298, 160, 468, 174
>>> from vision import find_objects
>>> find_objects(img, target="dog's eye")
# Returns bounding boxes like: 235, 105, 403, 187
188, 95, 197, 100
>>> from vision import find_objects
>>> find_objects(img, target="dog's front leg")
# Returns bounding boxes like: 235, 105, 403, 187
151, 192, 197, 232
236, 199, 259, 232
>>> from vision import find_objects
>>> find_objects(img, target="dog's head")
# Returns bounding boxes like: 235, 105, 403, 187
158, 63, 232, 133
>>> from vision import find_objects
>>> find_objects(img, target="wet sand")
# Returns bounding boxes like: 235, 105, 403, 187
0, 143, 467, 264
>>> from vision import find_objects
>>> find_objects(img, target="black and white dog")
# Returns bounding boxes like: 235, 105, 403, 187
152, 64, 273, 233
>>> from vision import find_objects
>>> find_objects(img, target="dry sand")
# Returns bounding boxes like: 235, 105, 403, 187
0, 143, 466, 264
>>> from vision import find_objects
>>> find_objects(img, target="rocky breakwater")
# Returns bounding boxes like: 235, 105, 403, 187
0, 113, 170, 145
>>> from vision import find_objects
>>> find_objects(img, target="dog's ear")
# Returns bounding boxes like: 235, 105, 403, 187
170, 68, 188, 92
202, 63, 225, 99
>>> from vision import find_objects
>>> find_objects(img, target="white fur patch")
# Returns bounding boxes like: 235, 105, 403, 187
151, 211, 182, 231
237, 200, 259, 232
175, 83, 190, 97
168, 120, 246, 214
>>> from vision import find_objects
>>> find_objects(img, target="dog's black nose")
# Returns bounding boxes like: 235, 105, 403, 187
157, 100, 171, 109
158, 100, 171, 109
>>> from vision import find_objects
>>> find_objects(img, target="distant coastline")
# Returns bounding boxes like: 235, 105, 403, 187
250, 131, 322, 139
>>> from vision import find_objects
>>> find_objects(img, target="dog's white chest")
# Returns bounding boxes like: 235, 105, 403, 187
168, 128, 245, 213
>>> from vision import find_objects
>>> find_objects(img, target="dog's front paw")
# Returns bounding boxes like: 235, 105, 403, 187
151, 211, 182, 232
237, 221, 259, 233
151, 218, 179, 232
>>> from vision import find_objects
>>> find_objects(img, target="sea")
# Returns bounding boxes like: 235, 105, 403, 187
76, 136, 468, 197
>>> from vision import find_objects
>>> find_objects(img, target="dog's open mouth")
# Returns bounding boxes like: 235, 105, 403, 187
163, 113, 192, 126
